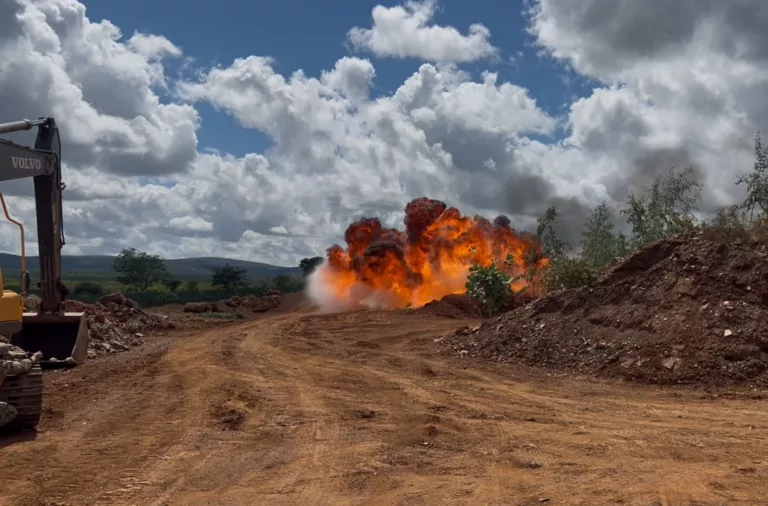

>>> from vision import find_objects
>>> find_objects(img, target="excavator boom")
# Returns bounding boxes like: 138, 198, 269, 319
0, 117, 89, 366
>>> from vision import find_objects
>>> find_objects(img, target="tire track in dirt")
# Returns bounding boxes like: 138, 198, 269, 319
1, 308, 767, 505
242, 310, 768, 505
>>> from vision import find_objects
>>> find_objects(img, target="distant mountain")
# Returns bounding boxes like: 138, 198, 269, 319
0, 253, 302, 281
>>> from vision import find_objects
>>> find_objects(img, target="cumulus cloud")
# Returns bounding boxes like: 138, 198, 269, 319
530, 0, 768, 207
128, 32, 182, 60
347, 0, 498, 63
0, 0, 199, 180
0, 0, 766, 268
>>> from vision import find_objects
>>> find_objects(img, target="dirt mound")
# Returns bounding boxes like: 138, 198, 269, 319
182, 294, 282, 315
415, 291, 535, 319
65, 293, 174, 358
415, 293, 477, 319
444, 235, 768, 388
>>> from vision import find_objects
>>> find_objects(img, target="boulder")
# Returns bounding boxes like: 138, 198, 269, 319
0, 402, 18, 427
183, 302, 212, 314
98, 292, 127, 306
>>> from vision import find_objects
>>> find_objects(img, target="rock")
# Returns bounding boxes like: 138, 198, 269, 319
662, 357, 681, 371
247, 296, 281, 313
98, 292, 127, 306
0, 402, 18, 427
183, 302, 212, 314
61, 297, 173, 359
211, 301, 232, 313
724, 329, 733, 337
266, 288, 282, 296
23, 294, 41, 312
4, 359, 32, 376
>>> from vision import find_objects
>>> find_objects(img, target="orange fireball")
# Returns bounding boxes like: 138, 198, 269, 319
315, 197, 548, 309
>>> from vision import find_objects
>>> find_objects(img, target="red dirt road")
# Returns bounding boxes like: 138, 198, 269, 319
1, 307, 767, 505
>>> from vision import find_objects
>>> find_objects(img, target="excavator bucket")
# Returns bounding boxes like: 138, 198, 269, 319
11, 312, 89, 367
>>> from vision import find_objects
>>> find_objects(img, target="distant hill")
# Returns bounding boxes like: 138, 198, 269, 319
0, 253, 302, 281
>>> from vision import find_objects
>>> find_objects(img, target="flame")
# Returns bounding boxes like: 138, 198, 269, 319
309, 197, 549, 311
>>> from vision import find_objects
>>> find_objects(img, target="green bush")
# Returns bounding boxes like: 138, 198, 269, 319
465, 260, 512, 317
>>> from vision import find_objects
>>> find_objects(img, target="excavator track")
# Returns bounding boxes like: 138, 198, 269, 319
0, 364, 43, 429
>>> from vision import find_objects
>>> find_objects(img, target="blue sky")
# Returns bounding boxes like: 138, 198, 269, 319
82, 0, 592, 158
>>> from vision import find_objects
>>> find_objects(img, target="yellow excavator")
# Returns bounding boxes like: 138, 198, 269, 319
0, 117, 89, 430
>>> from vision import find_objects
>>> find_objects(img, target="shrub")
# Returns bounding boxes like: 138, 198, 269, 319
701, 205, 751, 242
621, 166, 702, 248
465, 256, 513, 317
543, 257, 596, 291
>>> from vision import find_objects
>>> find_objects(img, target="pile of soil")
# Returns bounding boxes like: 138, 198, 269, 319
65, 292, 175, 358
415, 294, 477, 319
182, 293, 282, 315
444, 235, 768, 388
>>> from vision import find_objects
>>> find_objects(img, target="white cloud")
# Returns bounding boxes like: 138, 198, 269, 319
347, 0, 498, 63
530, 0, 768, 207
0, 0, 766, 269
128, 32, 182, 60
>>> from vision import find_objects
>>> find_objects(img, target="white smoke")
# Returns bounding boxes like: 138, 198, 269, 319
306, 261, 399, 313
306, 261, 353, 313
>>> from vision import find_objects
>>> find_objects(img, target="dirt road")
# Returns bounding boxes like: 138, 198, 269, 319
1, 307, 767, 505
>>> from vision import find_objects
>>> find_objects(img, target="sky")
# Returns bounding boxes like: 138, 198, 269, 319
0, 0, 766, 267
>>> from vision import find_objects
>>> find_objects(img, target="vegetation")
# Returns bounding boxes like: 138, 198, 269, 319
536, 164, 703, 292
112, 248, 168, 294
464, 250, 539, 317
299, 256, 324, 276
1, 249, 309, 309
210, 263, 248, 289
468, 133, 768, 310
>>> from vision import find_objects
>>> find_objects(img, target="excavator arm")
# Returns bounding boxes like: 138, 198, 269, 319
0, 118, 88, 367
0, 118, 67, 313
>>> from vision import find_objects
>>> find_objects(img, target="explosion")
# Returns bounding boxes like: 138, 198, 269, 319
308, 197, 548, 311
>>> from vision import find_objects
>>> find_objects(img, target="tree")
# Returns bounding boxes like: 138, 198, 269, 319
536, 206, 569, 262
211, 263, 248, 290
621, 166, 701, 248
736, 132, 768, 222
113, 247, 168, 294
299, 256, 324, 276
535, 207, 595, 291
184, 280, 200, 292
272, 274, 302, 293
163, 279, 182, 293
580, 202, 629, 272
